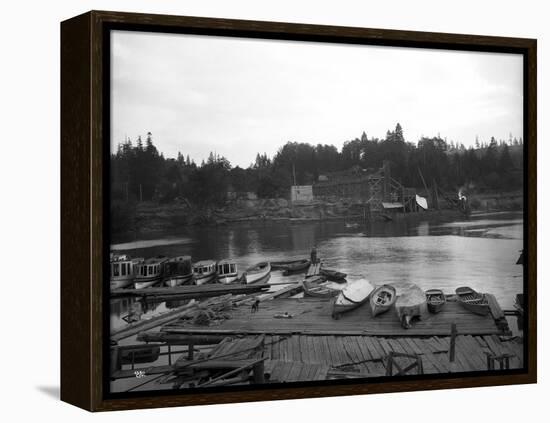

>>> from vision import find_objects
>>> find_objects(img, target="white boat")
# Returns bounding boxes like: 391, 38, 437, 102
163, 256, 193, 287
395, 282, 428, 328
193, 260, 217, 285
332, 278, 375, 319
109, 254, 141, 290
217, 259, 239, 284
243, 262, 271, 284
134, 257, 168, 289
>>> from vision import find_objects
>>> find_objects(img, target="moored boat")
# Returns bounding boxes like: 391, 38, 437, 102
303, 275, 339, 298
320, 268, 347, 282
331, 278, 375, 319
395, 283, 428, 328
243, 261, 271, 284
369, 284, 397, 317
163, 256, 193, 287
193, 260, 217, 285
281, 259, 310, 276
271, 258, 309, 271
134, 256, 168, 289
455, 286, 490, 315
217, 259, 239, 284
110, 254, 141, 290
426, 289, 446, 314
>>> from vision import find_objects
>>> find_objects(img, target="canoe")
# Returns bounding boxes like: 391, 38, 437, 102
243, 262, 271, 284
320, 268, 347, 282
425, 288, 446, 314
455, 286, 490, 315
369, 284, 397, 317
281, 259, 311, 276
395, 283, 428, 329
332, 279, 375, 319
303, 276, 339, 298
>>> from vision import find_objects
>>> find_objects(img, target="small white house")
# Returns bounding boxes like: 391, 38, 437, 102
290, 185, 313, 203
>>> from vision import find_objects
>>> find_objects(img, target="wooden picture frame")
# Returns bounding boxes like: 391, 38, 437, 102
61, 10, 536, 411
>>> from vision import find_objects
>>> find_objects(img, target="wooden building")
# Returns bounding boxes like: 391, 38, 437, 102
313, 162, 420, 212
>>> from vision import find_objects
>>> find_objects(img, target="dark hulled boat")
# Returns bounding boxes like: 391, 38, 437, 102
425, 288, 446, 314
303, 275, 339, 298
320, 268, 347, 282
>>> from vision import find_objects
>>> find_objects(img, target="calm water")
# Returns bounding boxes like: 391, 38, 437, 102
110, 211, 524, 392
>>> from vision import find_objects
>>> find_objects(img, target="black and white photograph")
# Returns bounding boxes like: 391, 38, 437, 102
108, 29, 526, 394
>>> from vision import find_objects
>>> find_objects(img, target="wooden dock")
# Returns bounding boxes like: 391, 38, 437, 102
160, 297, 510, 337
113, 332, 523, 383
110, 287, 521, 387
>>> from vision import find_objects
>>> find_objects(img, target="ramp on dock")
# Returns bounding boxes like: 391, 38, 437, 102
161, 297, 509, 337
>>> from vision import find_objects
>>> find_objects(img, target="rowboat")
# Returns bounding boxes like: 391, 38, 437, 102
281, 259, 310, 276
320, 268, 347, 282
163, 256, 193, 287
271, 258, 309, 271
134, 256, 168, 289
425, 288, 446, 313
110, 254, 141, 290
217, 259, 239, 284
369, 284, 397, 317
331, 278, 375, 319
395, 283, 428, 328
243, 261, 271, 284
303, 275, 339, 298
455, 286, 490, 315
192, 260, 217, 285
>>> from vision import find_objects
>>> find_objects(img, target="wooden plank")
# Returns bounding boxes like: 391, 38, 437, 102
400, 337, 424, 355
112, 283, 268, 298
311, 363, 329, 380
354, 337, 374, 361
364, 337, 385, 360
485, 293, 505, 320
347, 336, 368, 363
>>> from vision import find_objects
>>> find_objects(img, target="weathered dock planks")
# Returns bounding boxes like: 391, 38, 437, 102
161, 297, 510, 337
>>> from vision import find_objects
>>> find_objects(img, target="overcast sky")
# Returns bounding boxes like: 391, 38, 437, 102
111, 30, 523, 168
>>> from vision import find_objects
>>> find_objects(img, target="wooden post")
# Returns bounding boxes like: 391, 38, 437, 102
187, 341, 194, 361
253, 360, 266, 383
110, 346, 121, 374
168, 344, 172, 366
449, 323, 457, 363
385, 352, 394, 376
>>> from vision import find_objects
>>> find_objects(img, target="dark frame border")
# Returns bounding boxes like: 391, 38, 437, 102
61, 10, 537, 412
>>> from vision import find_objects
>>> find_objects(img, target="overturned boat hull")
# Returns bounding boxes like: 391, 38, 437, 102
395, 283, 428, 329
332, 279, 375, 319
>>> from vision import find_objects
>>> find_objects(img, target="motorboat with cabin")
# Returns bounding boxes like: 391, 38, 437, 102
163, 256, 193, 287
217, 259, 239, 284
134, 256, 168, 289
193, 260, 217, 285
109, 254, 142, 290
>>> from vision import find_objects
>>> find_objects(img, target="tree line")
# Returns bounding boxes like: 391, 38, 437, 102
111, 123, 523, 208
